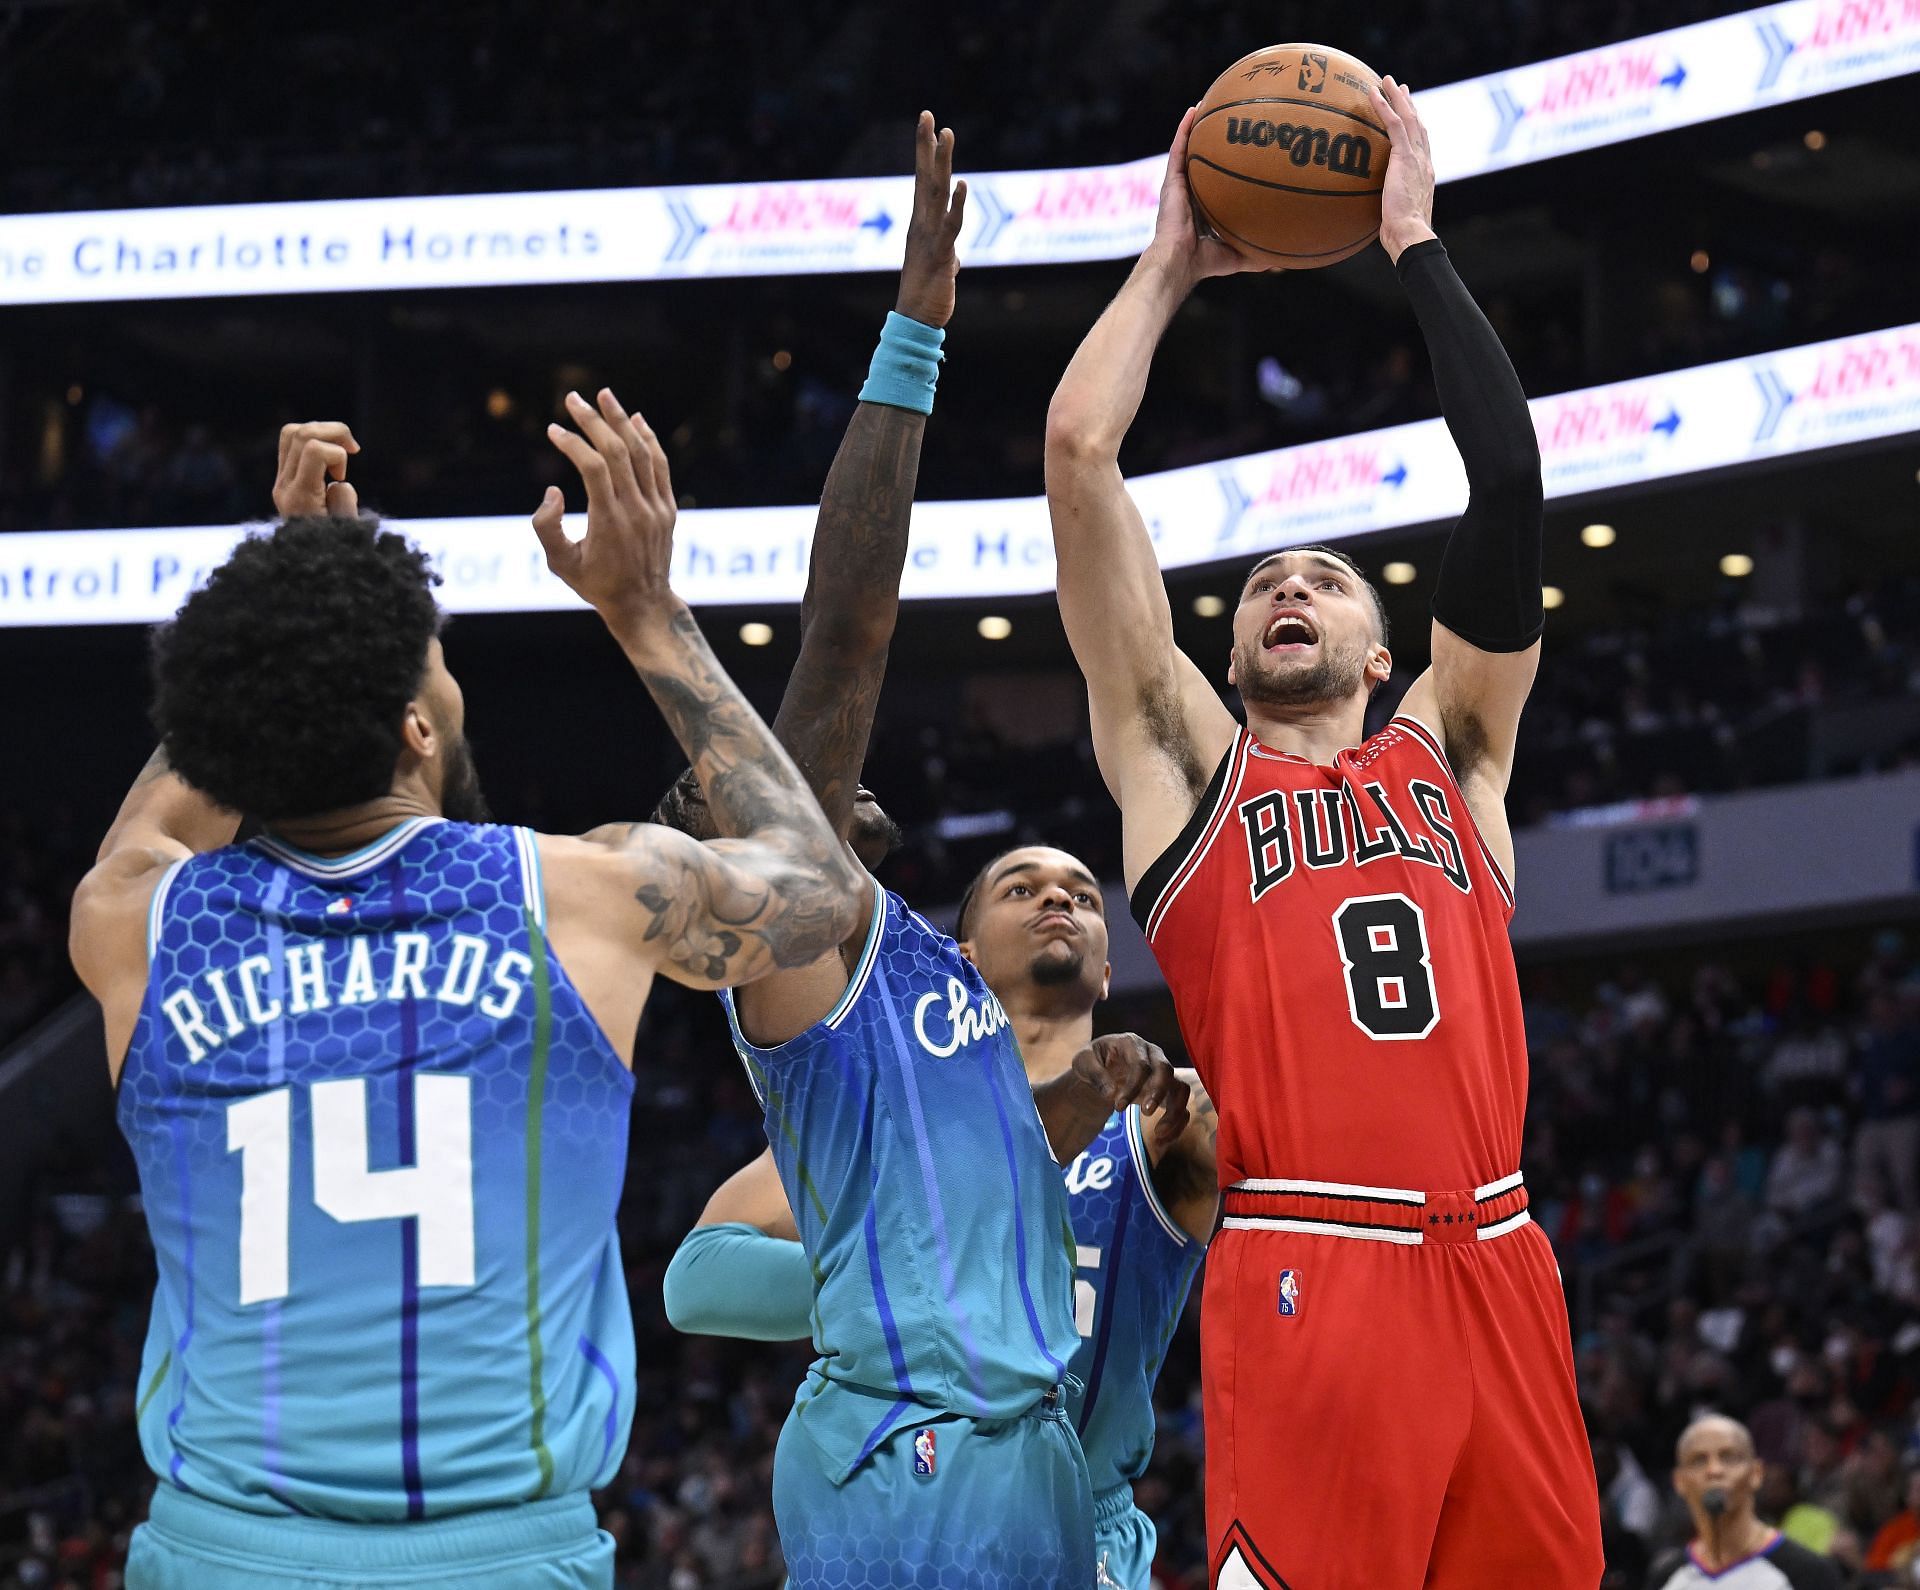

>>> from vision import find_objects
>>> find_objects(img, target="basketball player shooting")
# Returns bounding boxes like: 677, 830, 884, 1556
67, 400, 865, 1588
1044, 80, 1605, 1588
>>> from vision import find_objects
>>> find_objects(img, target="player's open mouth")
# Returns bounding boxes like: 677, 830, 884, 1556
1262, 612, 1318, 651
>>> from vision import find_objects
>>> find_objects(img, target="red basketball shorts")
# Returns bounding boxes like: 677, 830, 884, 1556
1203, 1173, 1603, 1589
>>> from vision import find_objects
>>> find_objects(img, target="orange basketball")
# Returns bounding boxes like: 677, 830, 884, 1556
1187, 43, 1389, 268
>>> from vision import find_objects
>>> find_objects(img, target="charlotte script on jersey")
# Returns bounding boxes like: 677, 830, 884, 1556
158, 930, 533, 1063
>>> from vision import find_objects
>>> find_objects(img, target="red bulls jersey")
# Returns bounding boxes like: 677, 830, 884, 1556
1130, 714, 1524, 1192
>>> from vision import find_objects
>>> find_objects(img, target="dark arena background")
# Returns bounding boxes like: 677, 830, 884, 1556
3, 2, 1920, 1586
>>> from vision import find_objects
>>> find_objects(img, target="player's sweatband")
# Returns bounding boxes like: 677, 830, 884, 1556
1398, 239, 1545, 654
858, 311, 945, 414
661, 1221, 814, 1341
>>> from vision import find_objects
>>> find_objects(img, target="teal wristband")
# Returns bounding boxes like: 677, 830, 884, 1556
858, 310, 945, 414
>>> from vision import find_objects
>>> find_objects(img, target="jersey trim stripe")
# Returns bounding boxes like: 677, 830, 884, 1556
514, 828, 548, 930
1124, 1106, 1193, 1248
1388, 715, 1517, 909
250, 816, 442, 880
871, 952, 991, 1404
1475, 1209, 1532, 1240
389, 863, 427, 1521
577, 1336, 621, 1478
146, 856, 190, 961
1476, 1170, 1525, 1200
1222, 1214, 1424, 1244
163, 1104, 198, 1485
1231, 1175, 1427, 1205
259, 872, 292, 1505
522, 908, 558, 1500
979, 1045, 1069, 1381
824, 879, 887, 1031
1133, 730, 1249, 942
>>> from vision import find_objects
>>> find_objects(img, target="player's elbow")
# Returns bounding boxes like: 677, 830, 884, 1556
660, 1240, 713, 1334
1471, 437, 1544, 520
1043, 395, 1118, 477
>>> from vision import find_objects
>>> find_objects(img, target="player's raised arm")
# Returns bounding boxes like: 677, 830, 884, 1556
69, 421, 370, 1068
1371, 78, 1544, 882
1044, 108, 1247, 889
768, 111, 963, 836
533, 389, 864, 990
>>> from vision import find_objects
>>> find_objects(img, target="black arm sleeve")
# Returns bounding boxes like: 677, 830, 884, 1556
1397, 237, 1544, 654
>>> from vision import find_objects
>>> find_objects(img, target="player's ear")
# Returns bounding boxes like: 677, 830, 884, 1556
399, 701, 436, 760
1226, 649, 1238, 688
1366, 642, 1392, 692
956, 940, 977, 966
1100, 961, 1112, 1000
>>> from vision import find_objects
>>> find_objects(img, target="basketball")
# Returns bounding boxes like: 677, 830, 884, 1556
1187, 43, 1389, 268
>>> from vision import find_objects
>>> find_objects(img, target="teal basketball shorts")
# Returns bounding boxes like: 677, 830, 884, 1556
773, 1386, 1094, 1588
126, 1486, 613, 1589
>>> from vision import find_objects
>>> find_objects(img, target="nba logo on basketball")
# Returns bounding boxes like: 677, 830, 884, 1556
912, 1429, 937, 1477
1278, 1270, 1301, 1317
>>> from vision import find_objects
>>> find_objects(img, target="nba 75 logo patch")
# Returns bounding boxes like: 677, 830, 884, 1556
913, 1429, 937, 1477
1277, 1269, 1302, 1318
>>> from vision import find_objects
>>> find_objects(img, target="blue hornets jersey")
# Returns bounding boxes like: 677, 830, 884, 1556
721, 884, 1080, 1481
118, 818, 635, 1521
1064, 1108, 1204, 1495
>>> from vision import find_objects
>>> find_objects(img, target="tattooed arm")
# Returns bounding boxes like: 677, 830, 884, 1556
1145, 1070, 1220, 1245
532, 387, 863, 1022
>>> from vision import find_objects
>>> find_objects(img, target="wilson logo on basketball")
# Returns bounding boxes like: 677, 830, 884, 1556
1222, 119, 1373, 177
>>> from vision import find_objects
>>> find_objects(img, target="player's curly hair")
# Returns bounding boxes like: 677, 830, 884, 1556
149, 516, 443, 820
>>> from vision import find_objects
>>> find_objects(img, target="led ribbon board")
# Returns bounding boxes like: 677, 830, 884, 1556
0, 0, 1913, 305
3, 319, 1915, 628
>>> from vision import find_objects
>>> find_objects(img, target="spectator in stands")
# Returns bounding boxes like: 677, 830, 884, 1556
1864, 1463, 1920, 1576
1768, 1109, 1847, 1220
1854, 992, 1920, 1212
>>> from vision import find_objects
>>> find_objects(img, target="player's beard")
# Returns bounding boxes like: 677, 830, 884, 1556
1233, 633, 1369, 709
440, 734, 493, 824
1029, 943, 1086, 987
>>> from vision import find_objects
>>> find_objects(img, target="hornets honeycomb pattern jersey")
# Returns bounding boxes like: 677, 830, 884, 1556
118, 817, 635, 1522
1064, 1108, 1203, 1495
721, 882, 1081, 1480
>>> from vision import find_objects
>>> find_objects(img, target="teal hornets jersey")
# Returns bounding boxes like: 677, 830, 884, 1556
721, 883, 1080, 1480
1064, 1108, 1204, 1495
118, 818, 635, 1521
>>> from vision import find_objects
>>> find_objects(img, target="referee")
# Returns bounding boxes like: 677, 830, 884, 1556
1647, 1415, 1844, 1589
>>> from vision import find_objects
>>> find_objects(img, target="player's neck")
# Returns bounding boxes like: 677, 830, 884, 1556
1006, 996, 1096, 1087
268, 790, 441, 858
1242, 695, 1371, 767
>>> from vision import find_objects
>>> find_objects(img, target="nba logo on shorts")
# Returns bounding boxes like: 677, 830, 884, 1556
1278, 1269, 1301, 1317
913, 1428, 937, 1477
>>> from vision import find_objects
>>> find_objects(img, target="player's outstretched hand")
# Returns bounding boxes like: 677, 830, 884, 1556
1071, 1033, 1192, 1148
1370, 76, 1438, 263
1151, 106, 1266, 285
896, 111, 967, 329
273, 421, 361, 520
533, 388, 680, 627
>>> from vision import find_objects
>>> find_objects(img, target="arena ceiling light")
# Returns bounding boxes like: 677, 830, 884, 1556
1541, 586, 1566, 610
1580, 524, 1617, 547
738, 622, 774, 646
1, 0, 1913, 307
1382, 562, 1418, 585
977, 616, 1013, 641
1719, 553, 1755, 576
1192, 595, 1227, 618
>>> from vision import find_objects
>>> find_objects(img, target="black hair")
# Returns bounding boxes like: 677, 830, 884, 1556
1244, 545, 1390, 645
149, 516, 442, 820
954, 849, 1017, 944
